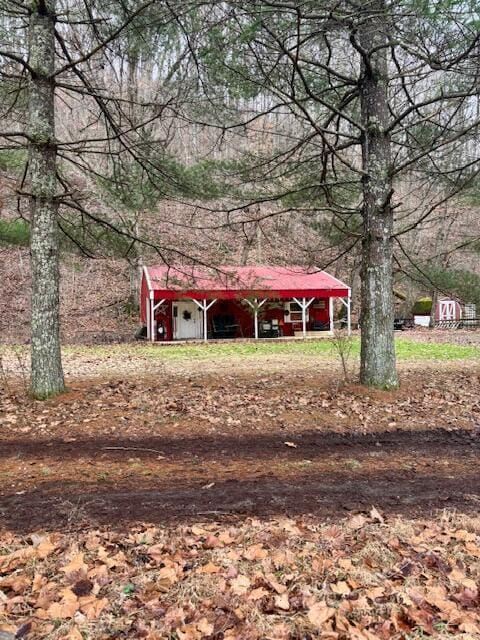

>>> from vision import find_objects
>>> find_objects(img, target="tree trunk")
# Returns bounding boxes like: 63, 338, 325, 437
128, 253, 142, 312
28, 0, 65, 399
358, 0, 398, 389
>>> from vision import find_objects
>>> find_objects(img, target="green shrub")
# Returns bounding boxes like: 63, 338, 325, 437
0, 149, 26, 173
0, 219, 30, 246
412, 297, 432, 315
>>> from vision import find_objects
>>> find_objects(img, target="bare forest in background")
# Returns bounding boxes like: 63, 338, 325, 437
1, 0, 479, 390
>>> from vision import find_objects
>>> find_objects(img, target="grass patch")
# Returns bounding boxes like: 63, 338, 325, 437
60, 337, 480, 362
65, 340, 334, 360
395, 338, 480, 361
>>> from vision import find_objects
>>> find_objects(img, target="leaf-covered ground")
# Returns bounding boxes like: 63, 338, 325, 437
0, 340, 479, 638
0, 512, 479, 639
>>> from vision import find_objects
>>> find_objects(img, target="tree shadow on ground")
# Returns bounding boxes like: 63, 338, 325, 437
0, 426, 477, 461
0, 427, 478, 532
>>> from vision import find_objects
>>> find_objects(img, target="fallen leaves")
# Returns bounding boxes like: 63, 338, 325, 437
0, 514, 478, 639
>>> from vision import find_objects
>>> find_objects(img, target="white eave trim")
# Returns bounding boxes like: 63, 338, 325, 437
143, 266, 155, 299
318, 269, 351, 295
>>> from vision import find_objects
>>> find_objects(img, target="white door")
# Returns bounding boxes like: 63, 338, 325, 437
173, 301, 203, 339
439, 300, 455, 321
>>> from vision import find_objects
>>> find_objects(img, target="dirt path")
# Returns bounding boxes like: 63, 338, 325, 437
1, 357, 479, 533
0, 426, 478, 532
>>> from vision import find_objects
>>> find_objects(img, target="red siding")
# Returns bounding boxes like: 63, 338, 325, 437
154, 301, 173, 340
140, 272, 149, 324
434, 300, 462, 321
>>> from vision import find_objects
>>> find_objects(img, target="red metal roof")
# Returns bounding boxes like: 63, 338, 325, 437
143, 265, 349, 300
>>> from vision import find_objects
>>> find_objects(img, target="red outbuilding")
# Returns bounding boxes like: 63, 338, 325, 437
140, 265, 351, 342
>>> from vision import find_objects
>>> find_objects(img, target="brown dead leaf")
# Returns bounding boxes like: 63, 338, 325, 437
366, 586, 385, 600
79, 595, 109, 620
248, 587, 269, 601
265, 574, 287, 594
196, 562, 220, 575
274, 593, 290, 611
146, 544, 165, 564
452, 529, 476, 542
176, 623, 202, 640
348, 514, 368, 530
0, 548, 36, 572
452, 586, 480, 608
331, 581, 351, 595
191, 526, 207, 536
0, 574, 31, 594
157, 565, 179, 591
35, 537, 57, 559
459, 619, 480, 634
197, 618, 214, 635
243, 544, 268, 561
44, 588, 79, 620
164, 606, 187, 629
307, 602, 335, 627
88, 564, 109, 586
61, 553, 88, 581
218, 530, 236, 545
448, 567, 478, 590
204, 534, 221, 549
464, 542, 480, 557
31, 573, 46, 593
231, 575, 251, 596
370, 506, 384, 524
338, 558, 352, 570
406, 607, 434, 635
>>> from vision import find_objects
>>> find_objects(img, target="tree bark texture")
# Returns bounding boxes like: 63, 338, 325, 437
358, 0, 398, 388
28, 0, 65, 398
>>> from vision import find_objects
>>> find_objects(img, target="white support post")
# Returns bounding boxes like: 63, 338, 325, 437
347, 295, 351, 335
150, 296, 155, 343
192, 298, 217, 342
293, 297, 315, 339
243, 298, 267, 339
146, 298, 151, 340
329, 297, 334, 334
302, 297, 306, 338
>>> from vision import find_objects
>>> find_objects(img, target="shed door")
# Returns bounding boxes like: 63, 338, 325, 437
439, 300, 455, 321
173, 301, 202, 339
